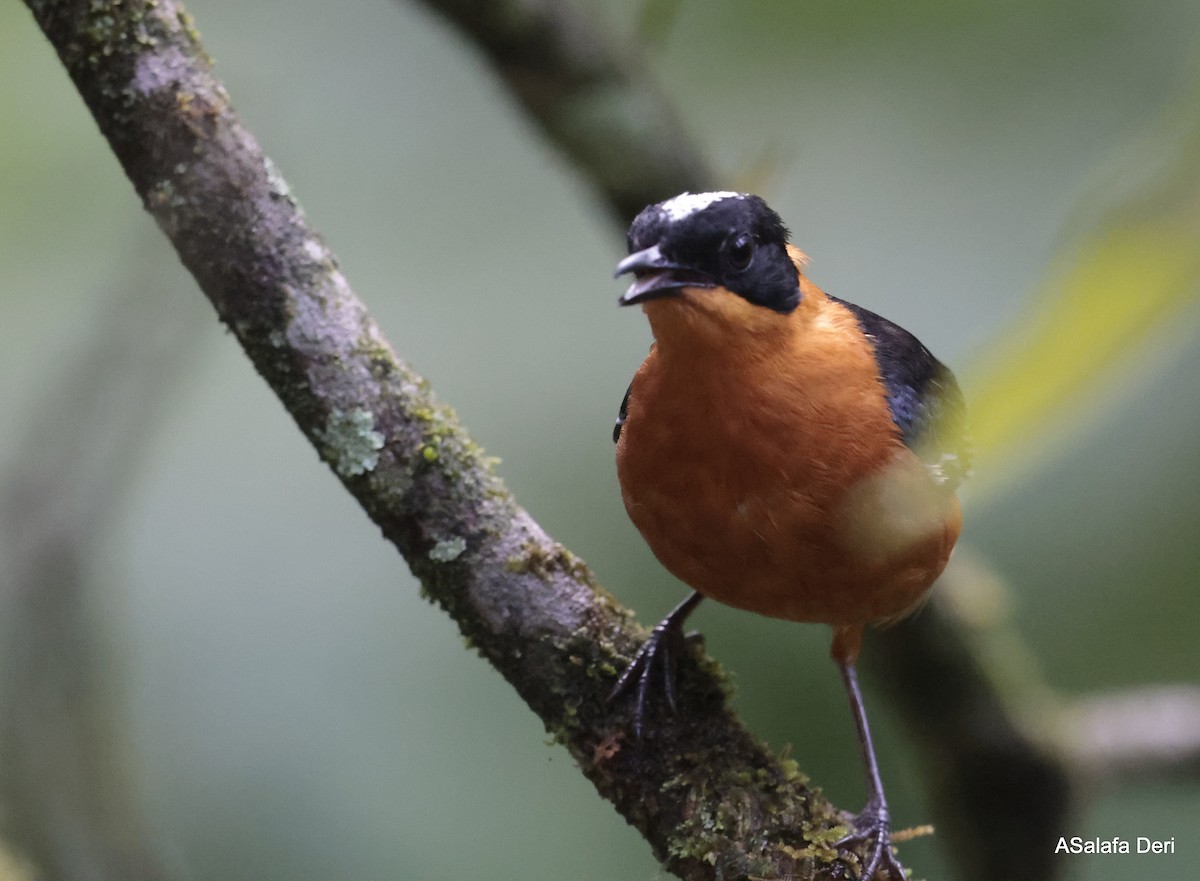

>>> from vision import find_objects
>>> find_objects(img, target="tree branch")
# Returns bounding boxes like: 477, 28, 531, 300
21, 2, 852, 878
410, 0, 714, 221
1068, 685, 1200, 786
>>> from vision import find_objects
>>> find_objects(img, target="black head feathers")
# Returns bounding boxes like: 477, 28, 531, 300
619, 192, 801, 313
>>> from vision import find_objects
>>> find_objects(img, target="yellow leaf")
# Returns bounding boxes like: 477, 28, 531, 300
963, 98, 1200, 497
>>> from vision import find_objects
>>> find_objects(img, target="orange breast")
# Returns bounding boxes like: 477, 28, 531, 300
616, 276, 960, 627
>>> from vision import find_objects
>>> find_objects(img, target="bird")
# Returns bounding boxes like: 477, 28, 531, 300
608, 191, 969, 880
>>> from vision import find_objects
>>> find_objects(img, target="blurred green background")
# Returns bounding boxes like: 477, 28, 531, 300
2, 0, 1199, 879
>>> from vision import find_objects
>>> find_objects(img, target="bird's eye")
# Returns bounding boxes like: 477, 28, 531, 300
726, 234, 755, 272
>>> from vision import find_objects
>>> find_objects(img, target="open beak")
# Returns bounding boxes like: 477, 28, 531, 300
614, 245, 716, 306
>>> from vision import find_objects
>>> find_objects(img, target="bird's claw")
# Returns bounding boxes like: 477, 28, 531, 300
608, 592, 704, 739
834, 805, 907, 880
608, 619, 692, 738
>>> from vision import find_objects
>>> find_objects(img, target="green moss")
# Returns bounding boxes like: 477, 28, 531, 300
655, 741, 838, 879
503, 539, 598, 586
805, 821, 846, 850
353, 336, 402, 383
175, 6, 202, 45
589, 660, 618, 680
403, 397, 505, 490
781, 758, 809, 785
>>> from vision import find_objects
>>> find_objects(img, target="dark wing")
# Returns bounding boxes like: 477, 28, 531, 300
613, 382, 632, 443
830, 296, 971, 488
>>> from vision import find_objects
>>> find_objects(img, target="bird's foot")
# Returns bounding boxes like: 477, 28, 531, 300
834, 804, 907, 880
608, 597, 703, 738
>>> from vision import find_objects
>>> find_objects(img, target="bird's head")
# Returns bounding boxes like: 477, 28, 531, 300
614, 192, 802, 325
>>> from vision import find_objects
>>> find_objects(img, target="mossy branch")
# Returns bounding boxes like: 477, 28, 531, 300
21, 1, 852, 878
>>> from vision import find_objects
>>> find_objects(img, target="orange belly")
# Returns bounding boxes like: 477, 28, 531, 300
617, 293, 960, 627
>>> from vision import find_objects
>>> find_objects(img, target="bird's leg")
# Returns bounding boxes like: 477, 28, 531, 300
834, 658, 907, 881
608, 591, 704, 738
